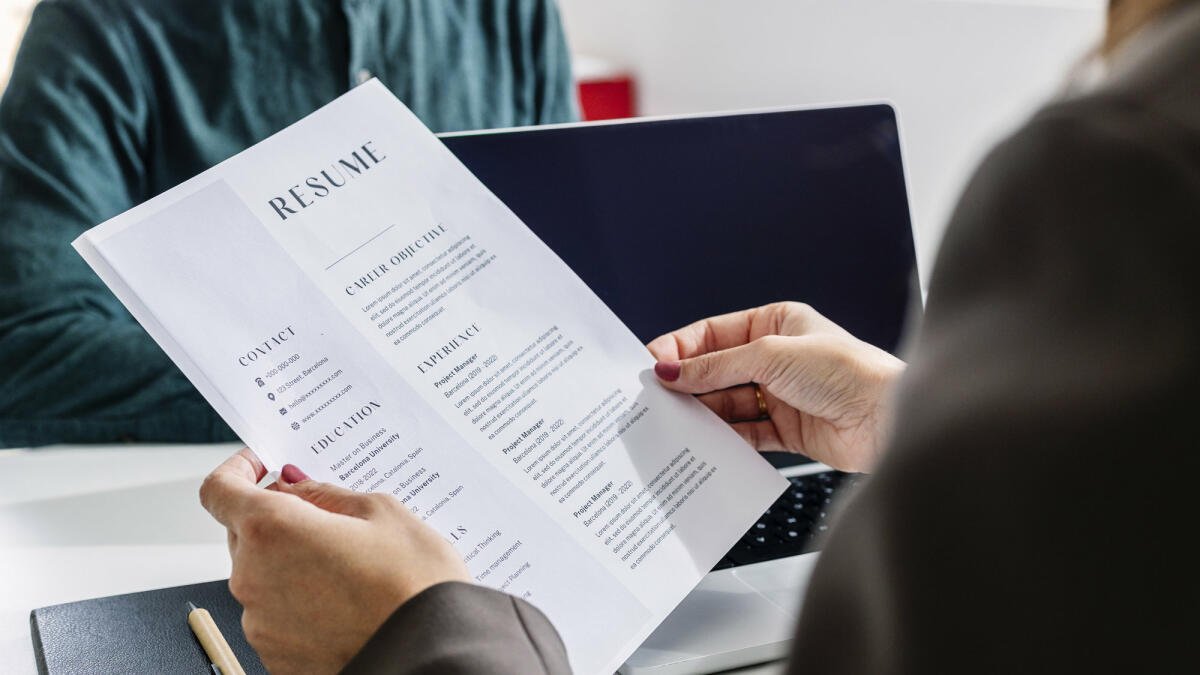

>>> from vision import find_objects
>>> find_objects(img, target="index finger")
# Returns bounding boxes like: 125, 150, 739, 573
646, 306, 764, 362
199, 447, 269, 529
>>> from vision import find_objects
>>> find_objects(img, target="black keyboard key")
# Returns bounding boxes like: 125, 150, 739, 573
711, 470, 866, 571
723, 546, 767, 566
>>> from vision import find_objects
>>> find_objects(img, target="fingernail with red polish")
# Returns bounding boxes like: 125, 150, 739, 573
280, 464, 310, 484
654, 361, 682, 382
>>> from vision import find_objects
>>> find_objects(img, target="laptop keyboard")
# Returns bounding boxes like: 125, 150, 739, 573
712, 470, 864, 570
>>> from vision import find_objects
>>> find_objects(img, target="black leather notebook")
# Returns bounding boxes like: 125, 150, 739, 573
30, 579, 266, 674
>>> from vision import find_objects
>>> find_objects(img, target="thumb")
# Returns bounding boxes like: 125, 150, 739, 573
654, 339, 773, 394
277, 464, 379, 519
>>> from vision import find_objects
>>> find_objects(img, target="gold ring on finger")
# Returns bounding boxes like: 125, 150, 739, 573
754, 384, 769, 418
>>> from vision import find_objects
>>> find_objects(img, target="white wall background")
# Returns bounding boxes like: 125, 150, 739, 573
557, 0, 1107, 286
0, 0, 34, 89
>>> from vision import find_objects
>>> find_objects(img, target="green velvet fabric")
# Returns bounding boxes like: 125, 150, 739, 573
0, 0, 576, 447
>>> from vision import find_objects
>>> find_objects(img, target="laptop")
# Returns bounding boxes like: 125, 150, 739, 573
440, 103, 918, 674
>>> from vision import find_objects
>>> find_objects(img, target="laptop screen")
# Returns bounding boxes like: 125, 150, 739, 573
441, 104, 917, 355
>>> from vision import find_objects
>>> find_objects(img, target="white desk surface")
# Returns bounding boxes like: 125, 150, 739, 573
0, 444, 239, 674
0, 443, 783, 675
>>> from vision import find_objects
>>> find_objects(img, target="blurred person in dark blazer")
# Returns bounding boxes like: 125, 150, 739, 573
198, 0, 1200, 672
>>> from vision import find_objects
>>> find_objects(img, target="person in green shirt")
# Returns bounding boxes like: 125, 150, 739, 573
0, 0, 577, 447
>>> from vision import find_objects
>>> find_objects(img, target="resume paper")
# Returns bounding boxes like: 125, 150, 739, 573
73, 81, 787, 675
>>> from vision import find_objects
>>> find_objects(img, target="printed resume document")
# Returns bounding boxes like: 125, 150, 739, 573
73, 80, 788, 675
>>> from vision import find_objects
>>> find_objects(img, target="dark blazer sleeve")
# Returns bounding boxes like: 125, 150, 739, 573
785, 98, 1200, 672
341, 582, 572, 675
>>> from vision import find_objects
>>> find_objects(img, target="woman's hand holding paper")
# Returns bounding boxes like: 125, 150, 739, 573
648, 302, 905, 473
199, 448, 471, 674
